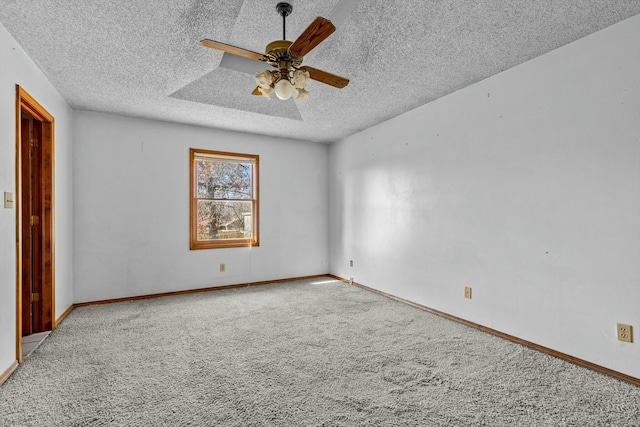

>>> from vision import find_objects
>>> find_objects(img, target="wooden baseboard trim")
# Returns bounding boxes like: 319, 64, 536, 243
74, 274, 329, 307
328, 275, 640, 387
0, 360, 19, 387
55, 304, 75, 327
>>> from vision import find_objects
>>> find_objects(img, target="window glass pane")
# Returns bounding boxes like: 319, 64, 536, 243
197, 200, 253, 241
197, 160, 252, 200
190, 148, 258, 250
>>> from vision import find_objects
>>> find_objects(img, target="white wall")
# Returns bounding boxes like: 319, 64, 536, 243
73, 111, 329, 303
0, 23, 74, 374
329, 15, 640, 378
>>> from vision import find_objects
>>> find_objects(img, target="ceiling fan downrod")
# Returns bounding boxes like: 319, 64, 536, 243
276, 2, 293, 40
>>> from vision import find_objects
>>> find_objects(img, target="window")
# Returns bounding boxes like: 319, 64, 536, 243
190, 148, 259, 249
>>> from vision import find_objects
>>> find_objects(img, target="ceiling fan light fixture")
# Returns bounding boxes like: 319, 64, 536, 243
295, 88, 310, 101
293, 69, 310, 89
256, 70, 275, 89
274, 78, 295, 100
258, 86, 274, 98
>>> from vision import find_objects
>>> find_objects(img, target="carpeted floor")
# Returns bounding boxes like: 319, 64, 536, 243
1, 277, 638, 426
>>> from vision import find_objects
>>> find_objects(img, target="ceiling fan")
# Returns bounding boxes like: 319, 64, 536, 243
200, 2, 349, 101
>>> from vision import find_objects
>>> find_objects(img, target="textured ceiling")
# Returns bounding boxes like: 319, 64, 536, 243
1, 1, 639, 143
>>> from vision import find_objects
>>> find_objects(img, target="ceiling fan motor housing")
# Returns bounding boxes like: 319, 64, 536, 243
265, 40, 302, 67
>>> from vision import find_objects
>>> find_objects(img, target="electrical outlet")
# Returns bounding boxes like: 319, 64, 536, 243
350, 260, 353, 267
617, 323, 633, 343
464, 286, 472, 299
219, 263, 225, 273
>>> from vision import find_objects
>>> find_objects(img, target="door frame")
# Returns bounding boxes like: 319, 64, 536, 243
15, 85, 55, 362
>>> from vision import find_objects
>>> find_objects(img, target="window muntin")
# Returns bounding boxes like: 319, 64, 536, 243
190, 149, 259, 249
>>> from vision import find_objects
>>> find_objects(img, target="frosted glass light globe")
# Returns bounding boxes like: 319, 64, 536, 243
293, 69, 310, 89
274, 79, 294, 100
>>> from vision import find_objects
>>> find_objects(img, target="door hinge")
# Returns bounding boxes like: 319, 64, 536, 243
31, 293, 40, 303
31, 215, 39, 226
30, 138, 39, 148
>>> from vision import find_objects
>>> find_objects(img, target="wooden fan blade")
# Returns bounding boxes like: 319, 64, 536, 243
251, 86, 262, 96
288, 17, 336, 57
200, 39, 266, 62
220, 53, 269, 75
303, 66, 349, 88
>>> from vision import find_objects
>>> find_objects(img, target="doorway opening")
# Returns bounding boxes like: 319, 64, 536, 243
16, 86, 55, 362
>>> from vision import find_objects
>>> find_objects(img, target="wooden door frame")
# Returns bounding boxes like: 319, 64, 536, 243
15, 85, 55, 362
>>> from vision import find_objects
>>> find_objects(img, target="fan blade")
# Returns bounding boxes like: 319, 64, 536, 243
200, 39, 266, 62
251, 87, 262, 96
303, 66, 349, 88
329, 0, 361, 27
219, 53, 269, 75
288, 17, 336, 57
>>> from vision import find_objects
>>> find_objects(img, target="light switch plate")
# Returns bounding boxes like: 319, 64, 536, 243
4, 192, 14, 209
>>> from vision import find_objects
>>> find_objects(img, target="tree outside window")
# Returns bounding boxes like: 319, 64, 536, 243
190, 149, 259, 249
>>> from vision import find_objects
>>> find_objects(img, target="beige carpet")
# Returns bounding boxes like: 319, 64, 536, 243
1, 277, 638, 426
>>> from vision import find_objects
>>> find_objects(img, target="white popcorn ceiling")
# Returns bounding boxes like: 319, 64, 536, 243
1, 1, 639, 143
